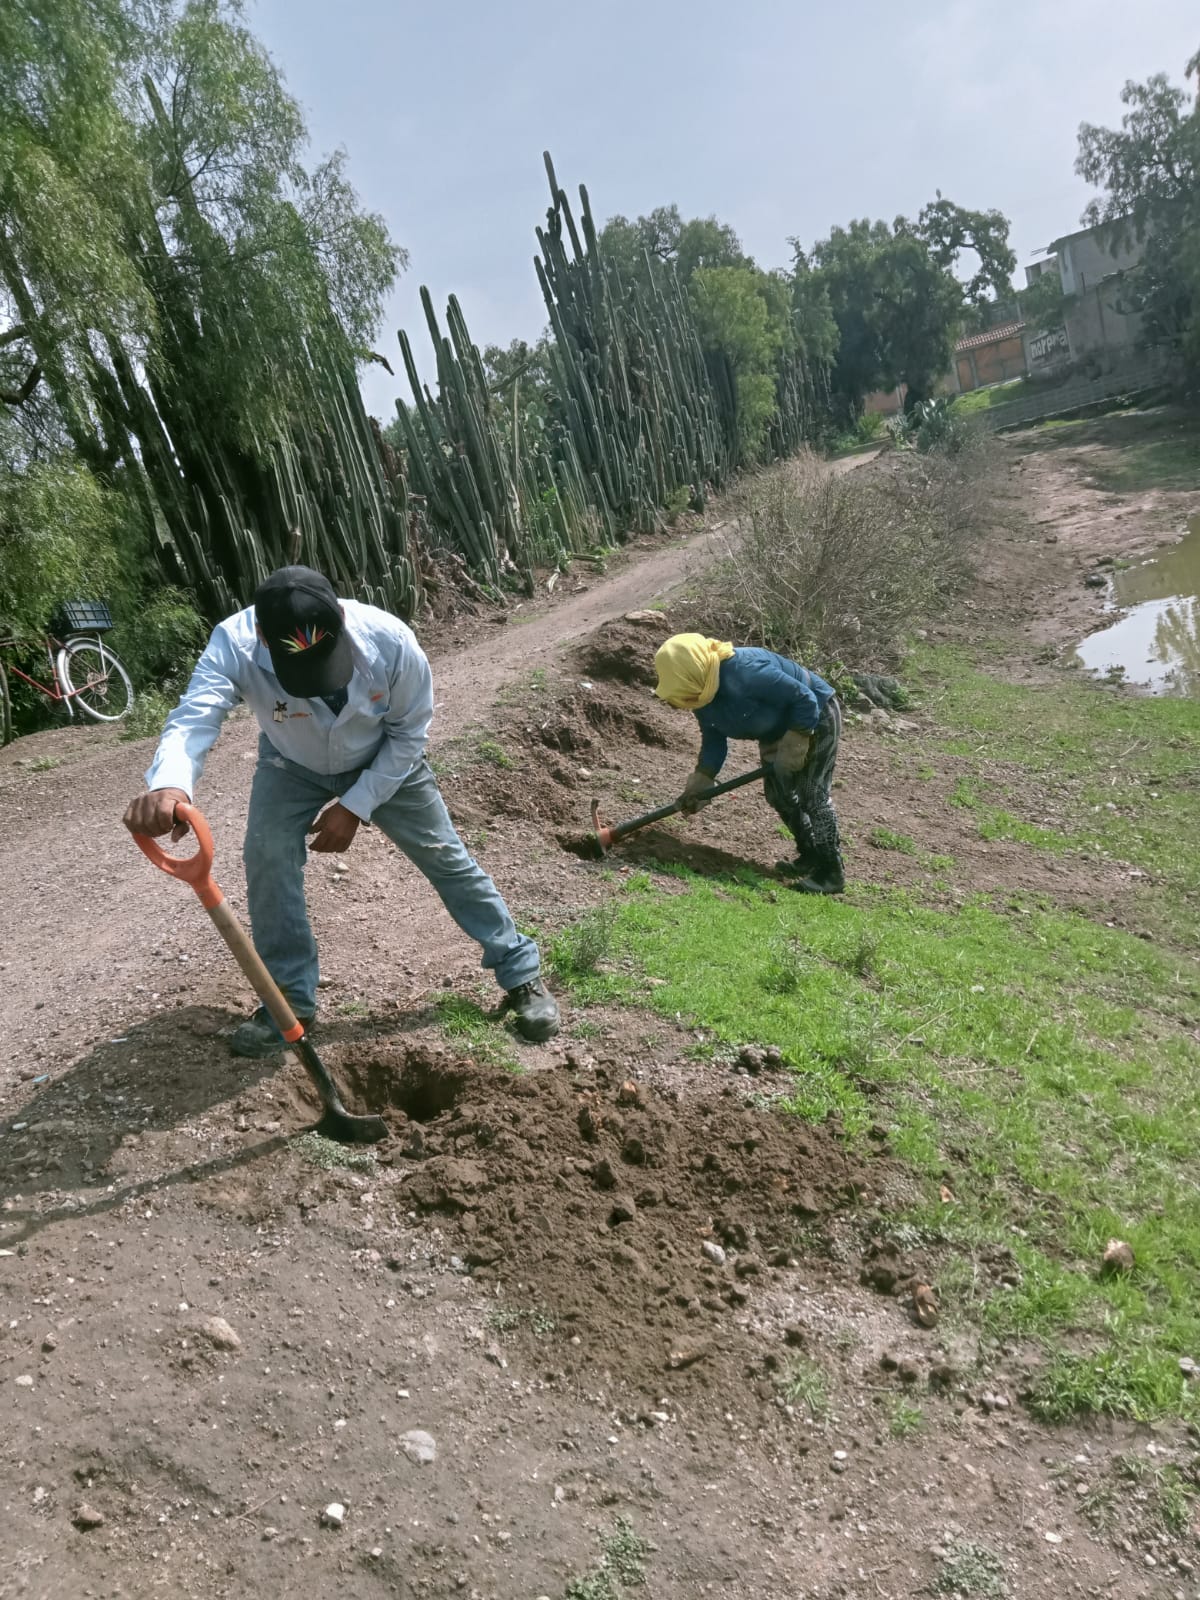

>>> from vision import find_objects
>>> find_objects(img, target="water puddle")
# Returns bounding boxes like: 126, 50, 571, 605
1072, 515, 1200, 695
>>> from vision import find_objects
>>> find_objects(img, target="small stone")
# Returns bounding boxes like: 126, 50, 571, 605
1179, 1357, 1196, 1378
400, 1429, 437, 1466
912, 1283, 939, 1327
14, 1374, 35, 1388
616, 1080, 641, 1106
484, 1343, 508, 1370
701, 1241, 726, 1267
321, 1502, 345, 1528
667, 1340, 710, 1370
1101, 1238, 1135, 1275
196, 1316, 242, 1352
1085, 572, 1107, 589
73, 1503, 105, 1530
41, 1333, 58, 1353
1044, 1530, 1063, 1544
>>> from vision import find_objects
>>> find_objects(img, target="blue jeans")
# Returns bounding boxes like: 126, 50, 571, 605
243, 735, 541, 1018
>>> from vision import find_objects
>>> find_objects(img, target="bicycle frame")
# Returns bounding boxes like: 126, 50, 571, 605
1, 633, 103, 717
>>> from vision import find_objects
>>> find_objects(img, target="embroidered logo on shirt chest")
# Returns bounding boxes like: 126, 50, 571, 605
273, 700, 287, 723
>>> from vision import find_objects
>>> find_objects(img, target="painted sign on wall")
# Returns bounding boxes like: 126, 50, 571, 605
1029, 326, 1070, 368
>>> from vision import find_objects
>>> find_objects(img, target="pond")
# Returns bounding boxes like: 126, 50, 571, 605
1071, 515, 1200, 695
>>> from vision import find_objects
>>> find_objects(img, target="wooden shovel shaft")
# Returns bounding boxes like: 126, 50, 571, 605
206, 899, 303, 1042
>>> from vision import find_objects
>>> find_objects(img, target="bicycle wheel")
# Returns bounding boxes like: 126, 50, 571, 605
58, 636, 134, 722
0, 657, 11, 746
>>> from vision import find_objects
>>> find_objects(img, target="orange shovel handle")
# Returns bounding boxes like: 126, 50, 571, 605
132, 801, 221, 909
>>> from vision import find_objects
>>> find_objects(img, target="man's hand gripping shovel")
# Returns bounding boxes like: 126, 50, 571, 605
133, 803, 388, 1144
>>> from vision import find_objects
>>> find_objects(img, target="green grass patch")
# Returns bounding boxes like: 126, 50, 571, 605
952, 379, 1028, 416
868, 827, 918, 854
775, 1355, 830, 1420
565, 1519, 650, 1600
1081, 431, 1200, 493
915, 643, 1200, 946
434, 994, 519, 1069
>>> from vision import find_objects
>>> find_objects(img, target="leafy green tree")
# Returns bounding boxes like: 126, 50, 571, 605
916, 194, 1017, 305
806, 219, 963, 415
599, 205, 750, 290
1, 0, 406, 626
1075, 49, 1200, 362
1017, 270, 1066, 332
690, 265, 787, 459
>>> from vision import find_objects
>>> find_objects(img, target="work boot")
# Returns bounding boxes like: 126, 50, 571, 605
775, 854, 816, 881
504, 979, 560, 1043
789, 852, 846, 896
230, 1007, 315, 1059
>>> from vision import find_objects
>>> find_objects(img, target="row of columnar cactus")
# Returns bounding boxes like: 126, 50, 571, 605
390, 155, 826, 590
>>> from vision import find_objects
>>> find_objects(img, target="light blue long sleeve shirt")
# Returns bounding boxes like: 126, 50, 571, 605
144, 599, 434, 822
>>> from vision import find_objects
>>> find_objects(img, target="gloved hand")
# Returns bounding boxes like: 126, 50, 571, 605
679, 768, 716, 816
773, 728, 812, 781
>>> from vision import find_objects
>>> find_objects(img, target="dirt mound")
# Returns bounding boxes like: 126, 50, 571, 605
573, 614, 669, 688
337, 1044, 887, 1402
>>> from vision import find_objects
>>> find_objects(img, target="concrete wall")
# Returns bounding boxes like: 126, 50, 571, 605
1064, 279, 1144, 358
1025, 255, 1060, 287
1056, 226, 1143, 296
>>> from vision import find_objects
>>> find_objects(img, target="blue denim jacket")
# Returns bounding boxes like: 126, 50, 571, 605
144, 600, 433, 821
696, 648, 834, 775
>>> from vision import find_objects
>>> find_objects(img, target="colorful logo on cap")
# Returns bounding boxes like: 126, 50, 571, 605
281, 623, 327, 654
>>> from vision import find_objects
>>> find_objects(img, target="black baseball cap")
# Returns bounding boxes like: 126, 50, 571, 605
253, 566, 353, 698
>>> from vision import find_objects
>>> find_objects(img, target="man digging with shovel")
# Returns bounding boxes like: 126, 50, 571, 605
123, 566, 559, 1051
653, 632, 845, 894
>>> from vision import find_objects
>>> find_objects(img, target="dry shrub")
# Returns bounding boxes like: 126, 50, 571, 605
689, 434, 1017, 669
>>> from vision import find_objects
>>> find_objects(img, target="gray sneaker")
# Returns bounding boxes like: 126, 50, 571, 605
229, 1008, 315, 1059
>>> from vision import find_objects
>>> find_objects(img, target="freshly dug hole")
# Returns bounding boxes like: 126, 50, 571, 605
336, 1046, 473, 1123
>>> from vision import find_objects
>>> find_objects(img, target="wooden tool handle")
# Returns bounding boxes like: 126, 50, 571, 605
206, 898, 304, 1044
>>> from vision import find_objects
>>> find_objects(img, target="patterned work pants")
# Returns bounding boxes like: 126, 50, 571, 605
761, 698, 843, 864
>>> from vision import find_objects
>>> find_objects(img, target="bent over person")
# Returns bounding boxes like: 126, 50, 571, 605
123, 566, 559, 1051
653, 632, 845, 894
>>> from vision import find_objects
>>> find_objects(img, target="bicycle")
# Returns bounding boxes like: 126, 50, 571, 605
0, 600, 134, 746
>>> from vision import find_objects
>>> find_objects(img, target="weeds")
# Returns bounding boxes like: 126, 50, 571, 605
549, 905, 616, 986
686, 435, 1013, 666
775, 1355, 830, 1420
932, 1538, 1007, 1597
27, 755, 62, 772
1080, 1452, 1199, 1539
119, 687, 176, 742
476, 739, 515, 769
564, 1519, 649, 1600
293, 1131, 375, 1172
485, 1304, 557, 1338
887, 1396, 924, 1438
869, 827, 918, 854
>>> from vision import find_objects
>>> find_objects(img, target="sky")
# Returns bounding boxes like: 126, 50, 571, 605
250, 0, 1199, 420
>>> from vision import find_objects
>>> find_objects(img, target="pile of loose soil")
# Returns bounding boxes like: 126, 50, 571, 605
333, 1042, 890, 1403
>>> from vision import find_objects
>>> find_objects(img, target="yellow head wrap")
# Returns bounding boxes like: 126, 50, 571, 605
653, 633, 735, 710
